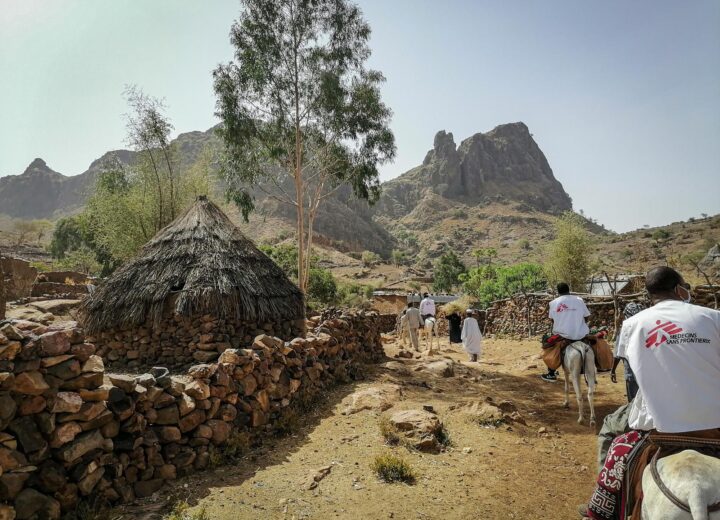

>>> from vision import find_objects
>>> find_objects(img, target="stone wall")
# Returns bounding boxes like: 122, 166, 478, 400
38, 272, 88, 285
0, 311, 385, 519
30, 283, 89, 299
1, 258, 38, 301
482, 288, 720, 338
91, 314, 307, 370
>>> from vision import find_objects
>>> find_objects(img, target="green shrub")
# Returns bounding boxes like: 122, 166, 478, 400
371, 453, 417, 483
165, 501, 209, 520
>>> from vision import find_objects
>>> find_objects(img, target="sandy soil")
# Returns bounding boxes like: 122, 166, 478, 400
116, 336, 627, 520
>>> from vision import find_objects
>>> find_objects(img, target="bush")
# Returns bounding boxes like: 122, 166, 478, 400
433, 252, 466, 292
361, 250, 381, 267
652, 229, 671, 241
307, 267, 337, 305
165, 501, 209, 520
379, 416, 401, 446
371, 453, 417, 484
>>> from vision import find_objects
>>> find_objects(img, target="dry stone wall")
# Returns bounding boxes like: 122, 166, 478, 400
0, 311, 384, 519
91, 315, 306, 370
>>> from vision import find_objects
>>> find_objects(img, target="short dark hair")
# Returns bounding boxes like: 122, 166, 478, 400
407, 302, 414, 308
646, 266, 683, 295
423, 292, 429, 297
557, 283, 570, 295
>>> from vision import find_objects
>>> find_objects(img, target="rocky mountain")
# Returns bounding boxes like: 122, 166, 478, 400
1, 122, 575, 256
373, 122, 572, 220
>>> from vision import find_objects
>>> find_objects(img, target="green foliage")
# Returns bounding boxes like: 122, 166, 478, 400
391, 249, 406, 267
519, 239, 531, 251
461, 263, 546, 308
472, 247, 497, 266
371, 453, 417, 484
55, 247, 101, 275
259, 244, 299, 278
652, 229, 671, 241
433, 252, 466, 292
361, 250, 381, 267
49, 215, 117, 276
544, 212, 592, 292
307, 267, 338, 305
451, 208, 467, 218
337, 281, 374, 308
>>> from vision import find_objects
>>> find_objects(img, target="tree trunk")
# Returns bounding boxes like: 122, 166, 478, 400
294, 126, 306, 294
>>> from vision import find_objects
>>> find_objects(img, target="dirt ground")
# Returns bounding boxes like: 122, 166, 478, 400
116, 335, 627, 520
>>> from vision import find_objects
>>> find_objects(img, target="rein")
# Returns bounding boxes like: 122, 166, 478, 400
649, 449, 720, 514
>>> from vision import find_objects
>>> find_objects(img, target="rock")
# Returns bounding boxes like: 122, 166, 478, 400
0, 473, 29, 501
188, 363, 217, 380
40, 355, 74, 368
178, 410, 206, 433
206, 420, 231, 445
155, 405, 180, 425
81, 355, 104, 373
0, 342, 21, 361
18, 395, 46, 415
240, 374, 257, 396
135, 373, 156, 388
458, 401, 504, 425
70, 343, 96, 362
218, 349, 244, 365
389, 409, 444, 451
0, 448, 27, 471
0, 504, 15, 520
157, 426, 182, 443
305, 465, 332, 489
149, 367, 171, 386
48, 392, 83, 414
109, 375, 136, 393
538, 427, 547, 434
78, 387, 109, 402
38, 331, 71, 356
59, 401, 107, 422
462, 447, 473, 454
0, 324, 23, 341
178, 394, 196, 416
49, 422, 83, 448
78, 467, 105, 496
8, 417, 46, 453
421, 359, 455, 377
55, 430, 105, 463
184, 380, 210, 400
343, 384, 402, 415
60, 372, 103, 390
29, 299, 81, 315
133, 479, 164, 498
11, 371, 49, 395
14, 488, 61, 520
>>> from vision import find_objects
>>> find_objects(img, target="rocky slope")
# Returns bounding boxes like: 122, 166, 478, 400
1, 122, 574, 256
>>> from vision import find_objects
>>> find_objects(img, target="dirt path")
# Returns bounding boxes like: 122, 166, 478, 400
116, 336, 627, 520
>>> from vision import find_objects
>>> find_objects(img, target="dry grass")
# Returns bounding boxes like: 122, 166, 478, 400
371, 453, 417, 484
164, 501, 209, 520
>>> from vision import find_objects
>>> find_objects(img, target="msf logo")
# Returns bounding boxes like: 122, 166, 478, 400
645, 320, 683, 348
556, 303, 570, 313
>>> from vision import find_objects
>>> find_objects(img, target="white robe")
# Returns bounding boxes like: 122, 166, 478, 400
461, 317, 482, 355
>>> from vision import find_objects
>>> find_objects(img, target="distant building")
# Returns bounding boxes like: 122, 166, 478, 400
586, 275, 644, 297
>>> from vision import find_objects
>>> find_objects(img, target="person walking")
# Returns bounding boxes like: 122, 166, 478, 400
609, 302, 645, 401
461, 309, 482, 362
446, 311, 462, 346
420, 292, 436, 326
405, 302, 421, 351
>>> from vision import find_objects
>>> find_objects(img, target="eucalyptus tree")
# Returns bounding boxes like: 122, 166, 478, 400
213, 0, 395, 292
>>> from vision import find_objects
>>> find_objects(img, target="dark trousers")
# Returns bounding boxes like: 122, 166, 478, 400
625, 377, 639, 402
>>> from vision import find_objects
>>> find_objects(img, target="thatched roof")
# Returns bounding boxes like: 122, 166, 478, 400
82, 196, 304, 333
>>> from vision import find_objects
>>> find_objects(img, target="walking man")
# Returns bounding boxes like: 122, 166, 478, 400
541, 282, 590, 382
405, 302, 421, 351
461, 309, 482, 362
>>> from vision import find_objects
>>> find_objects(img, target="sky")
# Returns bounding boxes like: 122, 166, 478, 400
1, 0, 718, 232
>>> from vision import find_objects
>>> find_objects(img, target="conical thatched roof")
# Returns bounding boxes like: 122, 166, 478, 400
82, 196, 304, 333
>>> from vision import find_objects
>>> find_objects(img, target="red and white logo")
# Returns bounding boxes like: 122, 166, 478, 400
645, 320, 684, 348
556, 303, 569, 313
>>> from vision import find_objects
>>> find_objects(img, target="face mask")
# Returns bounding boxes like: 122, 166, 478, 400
678, 286, 692, 304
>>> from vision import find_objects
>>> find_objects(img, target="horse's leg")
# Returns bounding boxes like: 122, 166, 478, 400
562, 364, 570, 409
586, 353, 597, 427
571, 364, 584, 424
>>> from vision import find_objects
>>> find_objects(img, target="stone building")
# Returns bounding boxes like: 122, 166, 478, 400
82, 196, 305, 368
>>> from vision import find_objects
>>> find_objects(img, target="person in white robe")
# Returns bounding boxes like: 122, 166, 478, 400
461, 309, 482, 362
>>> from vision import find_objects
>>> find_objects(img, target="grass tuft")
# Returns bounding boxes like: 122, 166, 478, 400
165, 501, 210, 520
371, 453, 417, 484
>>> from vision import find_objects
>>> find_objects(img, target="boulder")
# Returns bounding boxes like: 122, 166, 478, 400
11, 372, 49, 395
342, 384, 402, 415
421, 359, 455, 377
389, 409, 444, 451
38, 331, 71, 356
48, 392, 83, 414
14, 488, 61, 520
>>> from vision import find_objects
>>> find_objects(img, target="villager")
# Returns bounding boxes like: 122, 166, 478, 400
405, 302, 421, 351
581, 266, 720, 519
398, 309, 409, 347
461, 309, 482, 362
420, 292, 436, 326
609, 302, 645, 401
541, 282, 590, 382
446, 311, 462, 345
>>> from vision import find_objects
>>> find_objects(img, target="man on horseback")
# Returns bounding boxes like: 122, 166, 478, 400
420, 292, 436, 326
581, 266, 720, 519
541, 282, 591, 382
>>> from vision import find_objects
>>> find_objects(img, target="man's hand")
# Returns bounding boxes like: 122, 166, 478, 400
610, 371, 617, 384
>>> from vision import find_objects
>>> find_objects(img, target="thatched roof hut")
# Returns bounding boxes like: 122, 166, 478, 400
82, 196, 304, 334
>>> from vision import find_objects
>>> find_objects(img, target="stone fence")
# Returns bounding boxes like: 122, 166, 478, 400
0, 311, 385, 519
481, 286, 720, 338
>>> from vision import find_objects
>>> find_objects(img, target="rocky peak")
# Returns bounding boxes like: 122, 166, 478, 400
423, 130, 457, 165
22, 158, 55, 176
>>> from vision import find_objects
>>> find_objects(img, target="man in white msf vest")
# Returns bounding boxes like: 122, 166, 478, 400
541, 282, 590, 382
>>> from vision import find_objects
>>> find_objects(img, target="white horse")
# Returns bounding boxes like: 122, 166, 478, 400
562, 341, 596, 425
642, 450, 720, 520
419, 317, 438, 355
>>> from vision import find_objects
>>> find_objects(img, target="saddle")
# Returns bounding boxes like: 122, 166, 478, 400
623, 429, 720, 518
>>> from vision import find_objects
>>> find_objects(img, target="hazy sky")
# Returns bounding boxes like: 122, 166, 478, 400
1, 0, 719, 232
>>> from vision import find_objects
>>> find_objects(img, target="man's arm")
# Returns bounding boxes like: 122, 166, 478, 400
610, 357, 622, 383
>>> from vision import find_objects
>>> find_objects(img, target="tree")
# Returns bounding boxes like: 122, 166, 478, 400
472, 247, 497, 267
544, 212, 592, 292
12, 220, 37, 246
433, 252, 466, 292
361, 250, 380, 267
461, 263, 546, 308
391, 249, 405, 267
683, 252, 718, 309
213, 0, 396, 293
